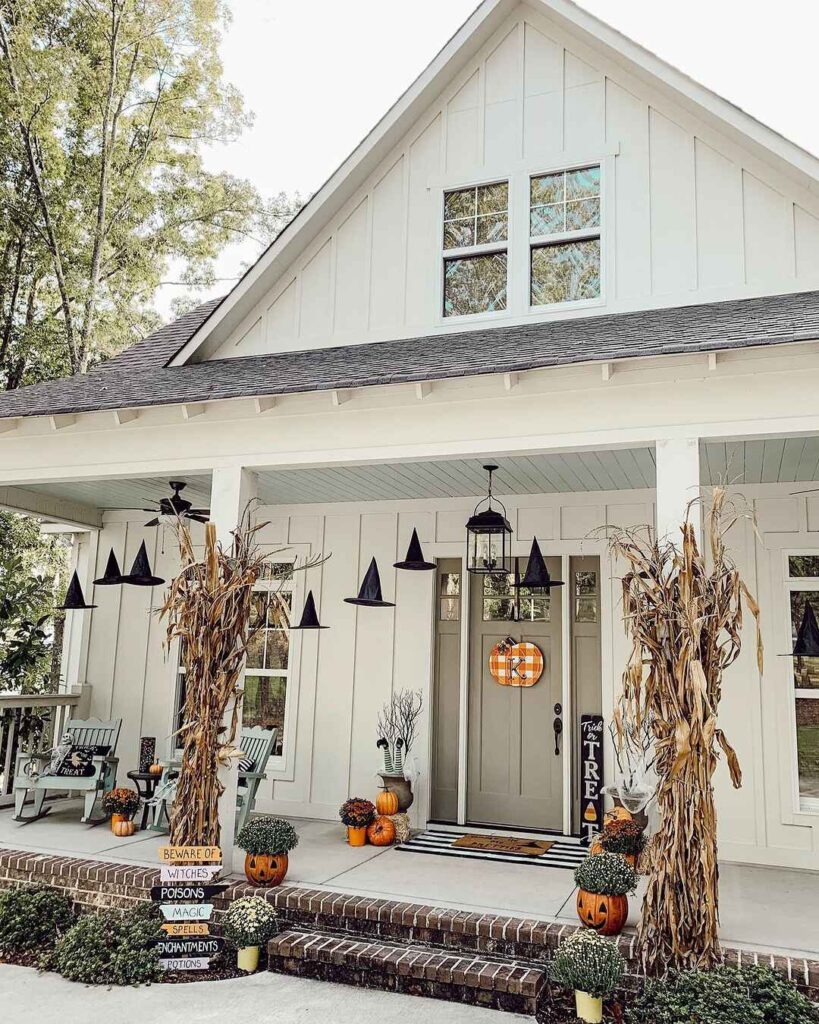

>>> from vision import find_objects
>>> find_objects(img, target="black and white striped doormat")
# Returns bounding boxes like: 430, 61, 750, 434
396, 829, 586, 870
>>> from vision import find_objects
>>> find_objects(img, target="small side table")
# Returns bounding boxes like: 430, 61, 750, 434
127, 770, 159, 831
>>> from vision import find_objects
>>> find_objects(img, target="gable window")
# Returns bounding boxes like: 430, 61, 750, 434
786, 555, 819, 811
530, 165, 601, 306
443, 181, 508, 317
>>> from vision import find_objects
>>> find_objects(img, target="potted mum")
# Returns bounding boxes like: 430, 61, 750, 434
550, 929, 625, 1023
101, 787, 141, 835
339, 797, 375, 846
236, 816, 299, 887
223, 895, 278, 973
574, 852, 637, 936
591, 818, 647, 868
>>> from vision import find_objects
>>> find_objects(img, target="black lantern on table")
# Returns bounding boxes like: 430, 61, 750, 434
465, 465, 513, 575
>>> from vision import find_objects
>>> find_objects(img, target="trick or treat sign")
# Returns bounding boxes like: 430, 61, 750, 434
489, 637, 544, 687
579, 716, 604, 846
152, 846, 225, 970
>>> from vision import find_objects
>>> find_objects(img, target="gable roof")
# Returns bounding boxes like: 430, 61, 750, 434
2, 289, 819, 421
170, 0, 819, 366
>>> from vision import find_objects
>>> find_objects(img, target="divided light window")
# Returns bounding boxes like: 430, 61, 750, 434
530, 165, 601, 306
786, 555, 819, 811
443, 181, 508, 317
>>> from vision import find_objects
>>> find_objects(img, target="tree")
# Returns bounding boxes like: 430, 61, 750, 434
608, 489, 762, 975
0, 0, 283, 385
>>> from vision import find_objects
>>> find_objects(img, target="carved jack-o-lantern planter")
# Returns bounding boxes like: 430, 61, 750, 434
489, 638, 544, 687
576, 890, 629, 936
366, 816, 396, 847
244, 853, 289, 887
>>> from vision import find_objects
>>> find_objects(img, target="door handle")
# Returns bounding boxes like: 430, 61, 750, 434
552, 715, 563, 756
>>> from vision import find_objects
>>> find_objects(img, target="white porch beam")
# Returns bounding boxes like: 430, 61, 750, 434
254, 396, 277, 414
503, 372, 518, 392
331, 389, 350, 407
414, 382, 431, 401
209, 466, 258, 867
0, 484, 101, 530
708, 352, 719, 372
601, 362, 613, 382
181, 403, 207, 420
655, 437, 701, 546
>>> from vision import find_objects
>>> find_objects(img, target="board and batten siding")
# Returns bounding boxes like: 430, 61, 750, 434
67, 485, 819, 871
209, 7, 819, 361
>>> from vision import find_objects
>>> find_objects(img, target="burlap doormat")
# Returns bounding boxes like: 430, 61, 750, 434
452, 834, 554, 856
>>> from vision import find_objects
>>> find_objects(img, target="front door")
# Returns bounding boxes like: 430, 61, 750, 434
467, 558, 563, 830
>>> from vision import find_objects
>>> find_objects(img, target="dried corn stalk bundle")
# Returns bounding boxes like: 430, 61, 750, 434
160, 512, 322, 848
608, 488, 762, 975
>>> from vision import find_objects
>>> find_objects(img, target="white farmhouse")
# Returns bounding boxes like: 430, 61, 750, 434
2, 0, 819, 884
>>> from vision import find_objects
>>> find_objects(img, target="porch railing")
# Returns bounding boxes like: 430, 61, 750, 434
0, 685, 91, 806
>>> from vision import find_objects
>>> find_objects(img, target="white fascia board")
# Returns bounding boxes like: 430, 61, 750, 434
0, 418, 20, 434
0, 484, 102, 530
169, 0, 516, 366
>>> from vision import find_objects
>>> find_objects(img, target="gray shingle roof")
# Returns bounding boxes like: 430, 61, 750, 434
2, 289, 819, 420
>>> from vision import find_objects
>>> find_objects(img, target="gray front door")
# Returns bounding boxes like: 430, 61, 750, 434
467, 558, 563, 830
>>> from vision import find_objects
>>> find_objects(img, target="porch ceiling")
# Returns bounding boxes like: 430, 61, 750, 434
25, 474, 213, 511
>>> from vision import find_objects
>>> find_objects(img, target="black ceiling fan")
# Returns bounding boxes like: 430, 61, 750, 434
103, 480, 210, 527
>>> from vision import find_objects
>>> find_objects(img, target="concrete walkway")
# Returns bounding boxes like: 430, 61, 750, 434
0, 964, 526, 1023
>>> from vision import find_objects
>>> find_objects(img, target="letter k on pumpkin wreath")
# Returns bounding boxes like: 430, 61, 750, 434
489, 637, 544, 686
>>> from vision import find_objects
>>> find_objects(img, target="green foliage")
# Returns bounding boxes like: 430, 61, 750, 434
0, 884, 74, 952
626, 965, 819, 1024
338, 797, 375, 828
574, 853, 638, 896
550, 929, 625, 998
52, 905, 162, 985
0, 0, 300, 386
222, 896, 277, 949
0, 511, 68, 695
236, 815, 299, 856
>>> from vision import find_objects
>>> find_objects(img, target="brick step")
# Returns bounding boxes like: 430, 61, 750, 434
267, 928, 547, 1015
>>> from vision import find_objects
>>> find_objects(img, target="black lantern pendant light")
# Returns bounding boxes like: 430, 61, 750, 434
58, 571, 97, 610
394, 528, 436, 571
791, 601, 819, 658
465, 465, 513, 575
344, 557, 395, 607
122, 540, 165, 587
93, 548, 125, 586
291, 590, 328, 629
513, 538, 563, 592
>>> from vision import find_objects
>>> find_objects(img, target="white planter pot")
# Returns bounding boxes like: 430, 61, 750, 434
575, 989, 603, 1023
237, 945, 260, 972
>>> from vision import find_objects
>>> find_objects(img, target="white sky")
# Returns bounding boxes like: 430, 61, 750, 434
162, 0, 819, 314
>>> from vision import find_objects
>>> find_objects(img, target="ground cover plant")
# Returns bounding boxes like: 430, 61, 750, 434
0, 884, 74, 954
49, 903, 162, 986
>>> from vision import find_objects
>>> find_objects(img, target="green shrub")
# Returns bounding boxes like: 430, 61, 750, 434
574, 852, 637, 896
236, 816, 299, 855
52, 905, 162, 986
550, 929, 625, 998
626, 964, 819, 1024
0, 885, 74, 952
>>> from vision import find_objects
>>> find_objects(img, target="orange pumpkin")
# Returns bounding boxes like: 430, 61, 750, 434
576, 889, 628, 936
148, 762, 163, 777
244, 853, 288, 887
603, 806, 632, 828
112, 819, 136, 838
366, 816, 396, 847
589, 837, 604, 856
375, 790, 399, 816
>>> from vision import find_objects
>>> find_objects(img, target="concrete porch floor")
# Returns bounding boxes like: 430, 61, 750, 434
1, 799, 817, 961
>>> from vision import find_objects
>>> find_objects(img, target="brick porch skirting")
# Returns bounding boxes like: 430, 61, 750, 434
1, 846, 817, 1005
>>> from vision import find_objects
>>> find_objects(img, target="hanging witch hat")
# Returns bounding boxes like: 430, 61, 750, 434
790, 601, 819, 658
394, 528, 436, 571
93, 548, 124, 586
291, 590, 328, 629
344, 557, 395, 607
57, 571, 97, 610
513, 538, 563, 591
121, 540, 165, 587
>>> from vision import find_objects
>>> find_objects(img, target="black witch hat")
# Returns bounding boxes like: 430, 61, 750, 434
344, 557, 395, 607
93, 548, 124, 586
57, 571, 97, 610
394, 528, 436, 571
792, 601, 819, 658
513, 538, 563, 590
121, 540, 165, 587
291, 590, 328, 629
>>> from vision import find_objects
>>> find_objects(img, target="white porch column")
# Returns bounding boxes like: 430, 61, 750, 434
209, 467, 257, 869
655, 437, 702, 546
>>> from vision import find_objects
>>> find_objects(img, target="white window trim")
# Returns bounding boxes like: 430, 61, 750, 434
783, 550, 819, 815
435, 155, 609, 327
